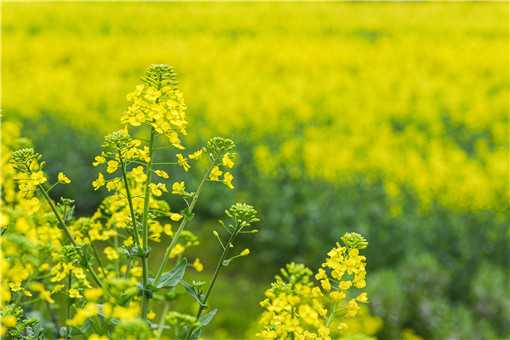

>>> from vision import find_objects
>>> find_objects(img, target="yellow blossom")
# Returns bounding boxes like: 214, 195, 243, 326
106, 178, 121, 191
223, 172, 234, 189
155, 169, 169, 179
170, 213, 183, 222
103, 247, 119, 260
131, 166, 147, 183
84, 288, 103, 301
163, 224, 173, 236
171, 181, 185, 195
112, 303, 139, 321
123, 237, 134, 247
339, 280, 352, 290
69, 288, 82, 298
92, 155, 106, 166
149, 182, 167, 196
131, 266, 143, 277
170, 244, 185, 258
209, 166, 223, 181
320, 277, 332, 292
106, 160, 119, 174
2, 315, 16, 328
346, 299, 360, 317
176, 153, 190, 172
67, 303, 97, 326
92, 172, 105, 190
189, 148, 204, 160
192, 258, 204, 272
57, 172, 71, 184
356, 292, 368, 303
330, 291, 346, 301
222, 153, 234, 168
29, 159, 39, 172
31, 171, 47, 185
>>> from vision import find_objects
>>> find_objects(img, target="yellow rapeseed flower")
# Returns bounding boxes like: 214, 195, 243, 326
103, 247, 119, 261
2, 315, 16, 328
154, 169, 169, 179
92, 155, 106, 167
68, 288, 82, 298
92, 172, 105, 190
169, 213, 183, 222
189, 148, 204, 160
209, 166, 222, 181
171, 181, 185, 195
170, 244, 185, 258
176, 154, 190, 172
84, 288, 103, 301
106, 160, 119, 174
223, 172, 234, 189
57, 172, 71, 184
222, 153, 234, 168
192, 258, 204, 272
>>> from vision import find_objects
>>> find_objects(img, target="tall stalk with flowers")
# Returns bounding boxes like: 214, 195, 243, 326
257, 232, 369, 339
2, 65, 258, 339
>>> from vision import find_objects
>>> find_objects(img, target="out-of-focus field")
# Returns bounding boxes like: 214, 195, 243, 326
2, 3, 509, 339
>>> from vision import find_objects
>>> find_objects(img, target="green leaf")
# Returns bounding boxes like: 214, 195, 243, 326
188, 309, 218, 340
157, 258, 187, 288
198, 308, 218, 327
189, 327, 202, 340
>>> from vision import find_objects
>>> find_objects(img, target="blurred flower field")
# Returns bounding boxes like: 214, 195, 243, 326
2, 2, 509, 339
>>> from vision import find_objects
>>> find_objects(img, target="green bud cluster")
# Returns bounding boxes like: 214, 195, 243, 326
226, 203, 259, 229
341, 232, 368, 249
62, 245, 81, 264
206, 137, 236, 163
103, 129, 133, 152
142, 64, 178, 90
10, 148, 42, 172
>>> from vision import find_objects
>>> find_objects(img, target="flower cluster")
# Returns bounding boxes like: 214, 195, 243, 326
258, 232, 368, 339
122, 64, 187, 150
0, 66, 256, 339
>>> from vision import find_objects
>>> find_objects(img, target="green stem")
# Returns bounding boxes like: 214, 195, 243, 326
45, 302, 60, 336
155, 302, 170, 340
65, 273, 72, 340
88, 236, 106, 275
196, 230, 237, 319
154, 164, 213, 283
114, 233, 120, 277
140, 128, 155, 320
125, 257, 132, 279
37, 185, 103, 288
326, 301, 338, 327
118, 152, 142, 249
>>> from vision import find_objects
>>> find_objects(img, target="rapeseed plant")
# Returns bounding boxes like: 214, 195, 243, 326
1, 66, 264, 339
258, 233, 368, 339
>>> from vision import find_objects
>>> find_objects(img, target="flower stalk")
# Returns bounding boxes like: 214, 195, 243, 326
154, 164, 213, 284
195, 230, 236, 320
37, 185, 103, 288
118, 151, 142, 249
140, 127, 155, 319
